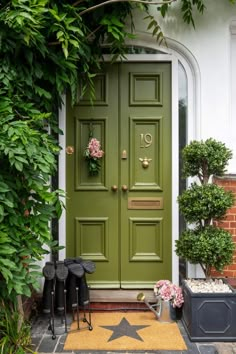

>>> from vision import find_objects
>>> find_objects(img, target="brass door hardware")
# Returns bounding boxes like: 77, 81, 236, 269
121, 150, 127, 159
139, 157, 152, 168
111, 185, 118, 192
66, 146, 74, 155
128, 197, 163, 210
121, 185, 128, 192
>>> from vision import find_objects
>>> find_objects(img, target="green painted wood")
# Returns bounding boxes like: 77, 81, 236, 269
66, 62, 171, 288
66, 64, 120, 287
119, 63, 171, 287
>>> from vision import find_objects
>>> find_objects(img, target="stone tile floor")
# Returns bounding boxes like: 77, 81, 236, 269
30, 312, 236, 354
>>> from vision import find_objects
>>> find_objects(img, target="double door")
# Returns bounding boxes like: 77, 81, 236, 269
66, 62, 172, 288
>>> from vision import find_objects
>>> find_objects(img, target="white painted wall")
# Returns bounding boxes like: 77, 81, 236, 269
133, 0, 236, 171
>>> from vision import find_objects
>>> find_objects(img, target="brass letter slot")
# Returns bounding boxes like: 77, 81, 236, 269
128, 197, 163, 210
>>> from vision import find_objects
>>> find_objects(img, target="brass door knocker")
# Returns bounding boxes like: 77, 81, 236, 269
139, 157, 152, 168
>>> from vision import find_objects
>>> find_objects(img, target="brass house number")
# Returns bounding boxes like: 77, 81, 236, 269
139, 133, 152, 168
140, 133, 152, 148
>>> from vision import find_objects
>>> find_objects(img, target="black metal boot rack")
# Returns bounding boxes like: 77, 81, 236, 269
43, 259, 93, 340
47, 285, 93, 339
74, 286, 93, 331
48, 285, 68, 340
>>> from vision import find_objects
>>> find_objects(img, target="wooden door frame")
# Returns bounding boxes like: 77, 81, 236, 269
58, 34, 200, 285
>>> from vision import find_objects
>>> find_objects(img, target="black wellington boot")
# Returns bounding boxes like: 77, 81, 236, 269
75, 258, 96, 274
42, 262, 55, 314
65, 263, 84, 310
65, 273, 78, 310
55, 261, 68, 313
42, 279, 54, 314
78, 274, 90, 306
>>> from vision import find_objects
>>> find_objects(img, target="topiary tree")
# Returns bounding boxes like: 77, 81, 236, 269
175, 138, 235, 280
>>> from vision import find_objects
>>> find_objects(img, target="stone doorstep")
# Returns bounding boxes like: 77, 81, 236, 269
89, 289, 156, 302
89, 289, 156, 310
34, 289, 156, 313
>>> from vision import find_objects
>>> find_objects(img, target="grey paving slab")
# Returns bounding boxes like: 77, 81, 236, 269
30, 335, 42, 350
55, 333, 69, 353
213, 343, 236, 354
198, 345, 217, 354
31, 316, 49, 336
37, 335, 60, 353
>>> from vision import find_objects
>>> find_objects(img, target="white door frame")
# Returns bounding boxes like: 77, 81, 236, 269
58, 33, 200, 285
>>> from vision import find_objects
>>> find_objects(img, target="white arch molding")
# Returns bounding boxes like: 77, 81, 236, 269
58, 32, 201, 285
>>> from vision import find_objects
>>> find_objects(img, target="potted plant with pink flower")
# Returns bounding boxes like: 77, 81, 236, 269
154, 280, 184, 309
153, 280, 184, 321
84, 137, 104, 176
137, 280, 183, 322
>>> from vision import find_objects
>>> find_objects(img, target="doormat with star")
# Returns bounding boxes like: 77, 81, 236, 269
64, 311, 187, 351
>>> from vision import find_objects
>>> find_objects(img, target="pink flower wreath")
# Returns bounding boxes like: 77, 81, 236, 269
84, 137, 104, 175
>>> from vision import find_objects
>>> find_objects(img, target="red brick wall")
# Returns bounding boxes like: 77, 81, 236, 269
211, 175, 236, 282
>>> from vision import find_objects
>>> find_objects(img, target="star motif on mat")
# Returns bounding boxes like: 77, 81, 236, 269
100, 317, 150, 342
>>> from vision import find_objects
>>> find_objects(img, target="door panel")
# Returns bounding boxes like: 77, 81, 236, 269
66, 65, 120, 287
119, 63, 171, 288
66, 62, 171, 288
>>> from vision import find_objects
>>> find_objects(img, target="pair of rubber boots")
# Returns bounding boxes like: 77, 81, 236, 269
64, 257, 96, 310
42, 258, 96, 314
42, 260, 69, 314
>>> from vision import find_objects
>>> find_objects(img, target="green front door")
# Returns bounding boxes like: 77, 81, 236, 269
66, 62, 171, 288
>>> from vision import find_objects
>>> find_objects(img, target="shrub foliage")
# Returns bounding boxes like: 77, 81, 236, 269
176, 139, 235, 278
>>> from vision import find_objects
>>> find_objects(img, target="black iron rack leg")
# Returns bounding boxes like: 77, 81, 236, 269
64, 288, 67, 333
76, 287, 80, 330
50, 290, 56, 339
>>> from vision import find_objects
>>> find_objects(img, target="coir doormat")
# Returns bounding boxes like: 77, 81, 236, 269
64, 311, 187, 351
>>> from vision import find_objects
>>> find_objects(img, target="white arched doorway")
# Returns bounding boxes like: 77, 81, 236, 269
58, 33, 200, 286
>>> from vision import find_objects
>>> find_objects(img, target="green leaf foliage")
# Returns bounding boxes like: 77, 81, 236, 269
178, 183, 234, 226
0, 0, 141, 303
177, 139, 235, 278
182, 138, 233, 183
175, 227, 235, 277
144, 14, 166, 45
180, 0, 205, 28
0, 300, 34, 354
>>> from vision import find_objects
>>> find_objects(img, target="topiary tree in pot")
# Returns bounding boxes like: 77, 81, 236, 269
176, 138, 235, 280
175, 138, 236, 342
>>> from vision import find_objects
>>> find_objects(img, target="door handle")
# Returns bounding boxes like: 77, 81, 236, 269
111, 185, 118, 192
66, 146, 74, 155
121, 185, 128, 192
